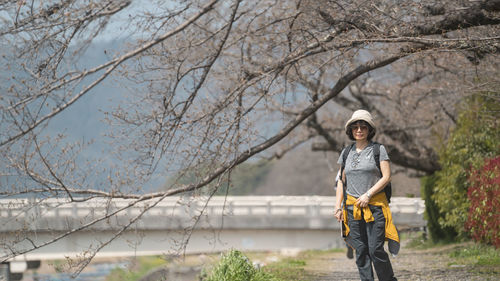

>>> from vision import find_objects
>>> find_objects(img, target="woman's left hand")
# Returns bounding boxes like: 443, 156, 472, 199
355, 194, 370, 208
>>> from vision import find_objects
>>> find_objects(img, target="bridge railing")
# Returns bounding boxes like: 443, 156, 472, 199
0, 196, 425, 232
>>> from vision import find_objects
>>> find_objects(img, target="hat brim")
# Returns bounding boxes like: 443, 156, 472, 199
344, 117, 376, 131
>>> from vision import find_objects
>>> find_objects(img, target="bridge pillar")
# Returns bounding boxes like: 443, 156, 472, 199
0, 263, 23, 281
0, 262, 9, 281
0, 262, 30, 281
10, 273, 22, 281
7, 262, 26, 281
26, 260, 41, 270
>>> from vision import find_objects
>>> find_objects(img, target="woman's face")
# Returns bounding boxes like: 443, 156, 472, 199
351, 121, 369, 141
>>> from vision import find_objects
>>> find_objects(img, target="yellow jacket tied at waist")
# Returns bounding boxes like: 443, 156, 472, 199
342, 192, 399, 243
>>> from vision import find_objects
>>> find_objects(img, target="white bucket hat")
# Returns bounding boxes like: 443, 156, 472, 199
344, 109, 376, 132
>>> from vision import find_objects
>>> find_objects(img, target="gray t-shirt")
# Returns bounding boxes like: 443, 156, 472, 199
337, 142, 390, 198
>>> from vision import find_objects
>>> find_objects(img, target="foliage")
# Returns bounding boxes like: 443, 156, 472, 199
200, 249, 279, 281
432, 93, 500, 237
421, 175, 457, 242
465, 156, 500, 248
105, 256, 168, 281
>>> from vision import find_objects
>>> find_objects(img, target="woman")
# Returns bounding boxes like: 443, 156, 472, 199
334, 109, 399, 281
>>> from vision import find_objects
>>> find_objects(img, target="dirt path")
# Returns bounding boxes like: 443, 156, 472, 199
303, 240, 499, 281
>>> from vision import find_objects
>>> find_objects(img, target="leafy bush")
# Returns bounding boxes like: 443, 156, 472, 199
432, 93, 500, 237
465, 156, 500, 248
200, 249, 279, 281
421, 175, 457, 242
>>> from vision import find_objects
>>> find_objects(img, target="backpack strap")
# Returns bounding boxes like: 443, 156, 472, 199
340, 143, 355, 208
373, 142, 381, 173
373, 142, 392, 203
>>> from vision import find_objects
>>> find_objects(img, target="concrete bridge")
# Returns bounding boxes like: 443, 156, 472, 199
0, 196, 425, 279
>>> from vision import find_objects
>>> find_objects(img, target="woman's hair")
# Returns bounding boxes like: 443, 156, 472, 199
346, 120, 376, 141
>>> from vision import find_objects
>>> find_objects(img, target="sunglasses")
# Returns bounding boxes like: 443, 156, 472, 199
351, 125, 368, 131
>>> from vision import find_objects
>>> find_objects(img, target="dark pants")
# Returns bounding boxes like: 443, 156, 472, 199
347, 205, 397, 281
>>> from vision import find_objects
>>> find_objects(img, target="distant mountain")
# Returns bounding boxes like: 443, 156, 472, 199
230, 145, 420, 197
1, 40, 421, 197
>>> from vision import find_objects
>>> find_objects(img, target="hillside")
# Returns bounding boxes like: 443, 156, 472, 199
226, 145, 421, 197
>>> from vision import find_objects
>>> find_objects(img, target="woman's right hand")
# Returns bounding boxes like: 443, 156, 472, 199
334, 208, 343, 222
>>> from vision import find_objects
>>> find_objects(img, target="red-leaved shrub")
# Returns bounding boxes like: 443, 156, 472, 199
465, 156, 500, 248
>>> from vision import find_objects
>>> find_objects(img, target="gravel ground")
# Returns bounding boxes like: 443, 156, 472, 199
302, 241, 499, 281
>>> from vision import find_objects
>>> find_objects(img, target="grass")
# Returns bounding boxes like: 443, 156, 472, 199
404, 230, 455, 249
404, 231, 500, 275
449, 243, 500, 274
259, 248, 344, 281
262, 257, 310, 281
104, 256, 168, 281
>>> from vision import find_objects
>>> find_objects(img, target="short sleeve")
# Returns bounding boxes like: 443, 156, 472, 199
335, 169, 341, 183
337, 148, 345, 165
379, 144, 390, 162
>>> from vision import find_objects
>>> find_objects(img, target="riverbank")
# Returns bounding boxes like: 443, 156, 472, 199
20, 231, 500, 281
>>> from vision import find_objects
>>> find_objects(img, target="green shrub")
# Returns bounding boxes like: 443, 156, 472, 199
465, 156, 500, 248
432, 93, 500, 237
421, 175, 457, 242
200, 249, 279, 281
